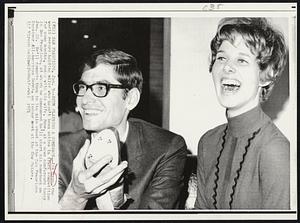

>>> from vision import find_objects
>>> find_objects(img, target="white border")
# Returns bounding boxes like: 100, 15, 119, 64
4, 2, 297, 221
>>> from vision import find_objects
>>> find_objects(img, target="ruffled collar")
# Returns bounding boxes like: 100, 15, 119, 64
227, 106, 270, 137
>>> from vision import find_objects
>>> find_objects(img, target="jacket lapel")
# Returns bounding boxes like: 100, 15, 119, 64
124, 120, 144, 169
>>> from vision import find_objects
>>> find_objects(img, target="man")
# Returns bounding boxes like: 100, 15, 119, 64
59, 49, 187, 209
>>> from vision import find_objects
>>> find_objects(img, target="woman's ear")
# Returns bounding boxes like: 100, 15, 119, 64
259, 80, 272, 87
125, 88, 140, 111
259, 69, 273, 87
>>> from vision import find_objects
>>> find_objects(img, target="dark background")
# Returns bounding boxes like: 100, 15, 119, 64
59, 18, 164, 127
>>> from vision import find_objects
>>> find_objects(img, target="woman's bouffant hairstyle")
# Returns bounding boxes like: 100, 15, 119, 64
209, 17, 288, 102
79, 49, 143, 98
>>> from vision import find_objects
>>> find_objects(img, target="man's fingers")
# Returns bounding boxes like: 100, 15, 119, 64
73, 139, 90, 168
100, 161, 127, 182
92, 171, 124, 194
78, 139, 90, 158
75, 139, 90, 161
88, 161, 128, 194
85, 155, 113, 178
95, 161, 128, 185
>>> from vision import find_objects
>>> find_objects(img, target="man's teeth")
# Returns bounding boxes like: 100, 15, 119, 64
84, 110, 101, 115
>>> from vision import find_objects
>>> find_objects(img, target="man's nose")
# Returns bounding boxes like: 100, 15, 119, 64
81, 88, 96, 104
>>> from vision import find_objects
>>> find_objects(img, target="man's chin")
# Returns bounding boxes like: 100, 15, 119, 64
83, 123, 108, 133
83, 124, 101, 132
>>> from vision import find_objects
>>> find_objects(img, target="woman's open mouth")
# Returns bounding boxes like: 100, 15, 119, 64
221, 78, 241, 93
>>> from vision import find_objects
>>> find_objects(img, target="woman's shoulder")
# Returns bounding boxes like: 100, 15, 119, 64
197, 124, 228, 164
197, 123, 227, 155
261, 121, 290, 150
200, 123, 228, 143
258, 121, 290, 164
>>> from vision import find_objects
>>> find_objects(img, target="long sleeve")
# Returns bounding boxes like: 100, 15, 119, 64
138, 137, 187, 209
259, 136, 290, 209
194, 138, 209, 209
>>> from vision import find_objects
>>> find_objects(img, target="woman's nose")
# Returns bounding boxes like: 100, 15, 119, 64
223, 63, 236, 73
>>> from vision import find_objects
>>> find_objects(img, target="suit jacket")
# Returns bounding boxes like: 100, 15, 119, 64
59, 118, 188, 209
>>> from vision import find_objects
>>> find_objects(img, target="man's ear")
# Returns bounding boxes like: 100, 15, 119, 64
125, 88, 140, 111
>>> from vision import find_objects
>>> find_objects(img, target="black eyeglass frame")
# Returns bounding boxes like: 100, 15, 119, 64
72, 81, 128, 98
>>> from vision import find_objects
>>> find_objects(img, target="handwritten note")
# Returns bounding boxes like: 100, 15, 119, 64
202, 4, 223, 11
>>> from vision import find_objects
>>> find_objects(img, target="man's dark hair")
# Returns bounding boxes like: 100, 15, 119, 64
80, 49, 143, 95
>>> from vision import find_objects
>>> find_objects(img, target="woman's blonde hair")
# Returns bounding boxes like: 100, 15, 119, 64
210, 17, 287, 102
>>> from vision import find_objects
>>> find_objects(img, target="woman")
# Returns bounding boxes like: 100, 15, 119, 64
195, 18, 289, 209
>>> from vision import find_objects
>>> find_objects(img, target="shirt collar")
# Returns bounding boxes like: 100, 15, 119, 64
90, 121, 129, 143
119, 121, 129, 143
227, 106, 270, 137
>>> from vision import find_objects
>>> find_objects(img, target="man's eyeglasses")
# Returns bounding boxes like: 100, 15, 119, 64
73, 81, 128, 98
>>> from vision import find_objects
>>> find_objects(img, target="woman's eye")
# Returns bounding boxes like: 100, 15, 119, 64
216, 56, 226, 61
237, 58, 249, 64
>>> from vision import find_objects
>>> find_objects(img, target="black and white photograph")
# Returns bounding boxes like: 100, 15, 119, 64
4, 2, 297, 221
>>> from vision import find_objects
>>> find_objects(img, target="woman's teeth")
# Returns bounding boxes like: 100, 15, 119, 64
223, 84, 240, 91
221, 79, 241, 92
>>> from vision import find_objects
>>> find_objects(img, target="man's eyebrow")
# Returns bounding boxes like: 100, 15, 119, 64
98, 80, 111, 84
77, 80, 111, 85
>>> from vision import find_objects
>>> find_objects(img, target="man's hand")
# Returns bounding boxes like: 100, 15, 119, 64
59, 139, 128, 210
95, 175, 126, 209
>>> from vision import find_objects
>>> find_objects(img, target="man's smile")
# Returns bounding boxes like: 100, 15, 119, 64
81, 108, 104, 116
